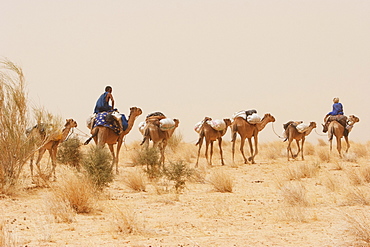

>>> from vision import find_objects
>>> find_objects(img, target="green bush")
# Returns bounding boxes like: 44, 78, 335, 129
82, 146, 113, 190
163, 161, 193, 193
57, 137, 82, 170
132, 147, 161, 179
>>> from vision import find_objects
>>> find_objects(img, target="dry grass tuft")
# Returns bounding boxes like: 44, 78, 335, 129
45, 192, 75, 223
50, 170, 97, 214
0, 220, 16, 247
284, 163, 320, 181
277, 205, 308, 223
260, 141, 285, 160
304, 142, 315, 156
207, 169, 233, 193
317, 138, 327, 147
316, 147, 330, 163
111, 204, 143, 235
122, 169, 146, 192
344, 211, 370, 246
351, 143, 368, 159
346, 169, 364, 186
321, 173, 342, 192
360, 165, 370, 184
344, 186, 370, 206
343, 152, 358, 163
279, 181, 310, 207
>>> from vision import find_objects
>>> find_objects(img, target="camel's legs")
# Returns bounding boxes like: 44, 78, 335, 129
239, 138, 248, 164
195, 137, 203, 167
231, 132, 237, 163
218, 137, 225, 166
34, 148, 47, 181
247, 138, 254, 164
160, 140, 167, 165
336, 136, 342, 158
204, 140, 211, 166
49, 145, 58, 181
344, 136, 350, 153
107, 144, 116, 171
209, 141, 214, 166
287, 140, 292, 161
249, 136, 258, 164
115, 140, 123, 174
295, 139, 301, 159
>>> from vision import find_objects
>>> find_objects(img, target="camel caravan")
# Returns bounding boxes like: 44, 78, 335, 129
26, 103, 360, 183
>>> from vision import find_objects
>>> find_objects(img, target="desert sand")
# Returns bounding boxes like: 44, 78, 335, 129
1, 139, 370, 247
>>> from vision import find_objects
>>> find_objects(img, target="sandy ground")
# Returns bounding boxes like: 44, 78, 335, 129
1, 141, 369, 247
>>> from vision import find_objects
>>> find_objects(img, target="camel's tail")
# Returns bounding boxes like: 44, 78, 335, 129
84, 128, 98, 145
328, 125, 334, 142
231, 124, 238, 142
140, 127, 151, 145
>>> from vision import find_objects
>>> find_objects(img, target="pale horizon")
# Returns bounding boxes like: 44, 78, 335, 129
2, 0, 369, 144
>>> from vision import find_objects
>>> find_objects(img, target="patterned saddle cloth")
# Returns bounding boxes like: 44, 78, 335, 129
93, 112, 128, 135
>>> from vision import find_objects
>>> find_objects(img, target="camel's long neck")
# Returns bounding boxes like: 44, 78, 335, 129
61, 126, 72, 141
124, 113, 138, 134
305, 127, 315, 136
256, 117, 271, 131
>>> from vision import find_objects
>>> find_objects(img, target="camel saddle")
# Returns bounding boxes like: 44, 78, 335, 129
323, 115, 348, 136
94, 112, 128, 135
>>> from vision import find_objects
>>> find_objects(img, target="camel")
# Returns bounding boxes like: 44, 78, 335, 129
84, 107, 142, 174
328, 114, 360, 158
29, 118, 78, 181
284, 121, 316, 161
195, 117, 232, 167
231, 113, 275, 164
140, 116, 180, 165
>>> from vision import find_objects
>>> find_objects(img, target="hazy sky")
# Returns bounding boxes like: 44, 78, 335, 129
2, 0, 370, 145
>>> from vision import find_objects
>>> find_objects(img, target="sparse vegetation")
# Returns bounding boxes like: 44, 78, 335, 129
57, 137, 82, 170
208, 169, 233, 193
82, 146, 114, 190
122, 169, 146, 192
162, 161, 194, 193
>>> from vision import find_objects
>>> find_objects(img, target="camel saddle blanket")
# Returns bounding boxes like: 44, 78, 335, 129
93, 112, 128, 134
207, 119, 227, 131
159, 118, 175, 131
247, 113, 261, 124
232, 110, 247, 120
296, 123, 310, 133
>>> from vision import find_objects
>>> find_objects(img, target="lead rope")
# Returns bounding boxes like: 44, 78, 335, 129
315, 128, 327, 137
271, 122, 286, 140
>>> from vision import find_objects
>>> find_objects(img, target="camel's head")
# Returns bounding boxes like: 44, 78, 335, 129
130, 107, 143, 117
173, 119, 180, 128
309, 122, 317, 128
348, 115, 360, 125
264, 113, 276, 123
65, 119, 77, 128
223, 118, 232, 127
203, 116, 212, 122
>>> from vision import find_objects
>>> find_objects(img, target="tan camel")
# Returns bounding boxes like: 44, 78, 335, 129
84, 107, 142, 174
328, 114, 360, 158
140, 116, 180, 165
195, 117, 232, 167
284, 121, 316, 161
231, 113, 275, 164
29, 119, 78, 181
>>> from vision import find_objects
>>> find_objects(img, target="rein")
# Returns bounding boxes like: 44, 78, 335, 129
271, 122, 286, 140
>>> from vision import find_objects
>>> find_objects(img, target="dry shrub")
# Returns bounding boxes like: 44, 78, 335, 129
343, 152, 358, 163
123, 169, 146, 192
303, 142, 315, 156
279, 181, 310, 207
50, 171, 96, 214
351, 143, 368, 159
0, 220, 16, 247
111, 204, 142, 235
344, 211, 370, 246
163, 161, 194, 193
346, 169, 364, 186
332, 160, 345, 171
261, 141, 285, 160
322, 173, 342, 192
277, 205, 308, 223
189, 166, 207, 184
360, 166, 370, 183
167, 131, 183, 152
207, 169, 233, 193
316, 147, 330, 163
344, 186, 370, 206
0, 59, 40, 194
284, 163, 320, 181
317, 138, 327, 147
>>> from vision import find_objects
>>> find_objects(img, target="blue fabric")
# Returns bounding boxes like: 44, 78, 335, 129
121, 114, 128, 131
93, 112, 128, 135
94, 92, 112, 113
328, 103, 344, 116
93, 112, 120, 134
